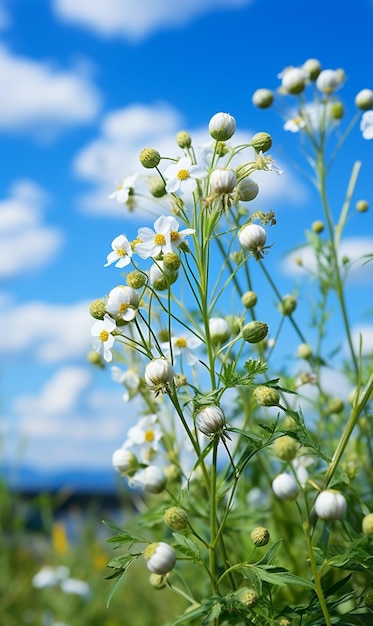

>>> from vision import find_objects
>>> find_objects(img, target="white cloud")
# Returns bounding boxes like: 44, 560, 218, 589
73, 101, 306, 217
53, 0, 253, 40
0, 299, 92, 361
0, 44, 101, 137
351, 324, 373, 355
0, 180, 64, 278
281, 237, 373, 284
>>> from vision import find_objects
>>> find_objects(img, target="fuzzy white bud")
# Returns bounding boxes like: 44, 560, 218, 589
210, 168, 236, 194
316, 69, 345, 94
112, 448, 137, 474
238, 224, 266, 253
208, 112, 236, 141
281, 68, 307, 94
252, 88, 273, 109
314, 490, 347, 520
272, 473, 299, 501
145, 542, 176, 574
195, 405, 226, 435
133, 465, 167, 494
145, 358, 174, 392
355, 89, 373, 111
209, 317, 230, 344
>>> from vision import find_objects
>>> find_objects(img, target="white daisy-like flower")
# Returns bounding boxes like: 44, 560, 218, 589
106, 285, 139, 322
135, 215, 173, 259
104, 234, 132, 268
161, 332, 202, 366
111, 365, 140, 401
108, 174, 137, 204
165, 216, 195, 251
164, 156, 207, 194
91, 315, 116, 363
284, 116, 306, 133
123, 415, 162, 462
256, 151, 283, 175
361, 110, 373, 139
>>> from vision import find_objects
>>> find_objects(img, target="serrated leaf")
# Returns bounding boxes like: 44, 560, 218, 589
172, 532, 201, 560
106, 570, 126, 607
235, 565, 262, 594
256, 565, 315, 590
103, 521, 148, 545
107, 553, 141, 570
202, 601, 221, 626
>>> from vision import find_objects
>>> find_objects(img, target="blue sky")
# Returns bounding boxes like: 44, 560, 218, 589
1, 0, 373, 491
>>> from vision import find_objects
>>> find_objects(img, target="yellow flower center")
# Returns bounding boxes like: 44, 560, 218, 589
170, 230, 180, 242
154, 233, 166, 245
175, 337, 187, 348
177, 169, 189, 180
119, 303, 129, 314
144, 429, 155, 442
99, 330, 109, 342
131, 237, 142, 249
115, 247, 126, 257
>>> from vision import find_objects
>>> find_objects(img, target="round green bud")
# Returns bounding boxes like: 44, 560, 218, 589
139, 148, 161, 169
252, 88, 274, 109
331, 101, 344, 120
164, 506, 188, 531
89, 299, 106, 319
242, 321, 268, 343
312, 220, 324, 234
158, 328, 170, 343
241, 290, 258, 309
176, 130, 192, 148
327, 397, 345, 414
273, 435, 298, 461
149, 573, 167, 589
364, 589, 373, 609
302, 58, 322, 80
164, 464, 182, 483
342, 256, 349, 265
250, 132, 273, 153
163, 252, 182, 271
126, 270, 147, 289
237, 587, 258, 608
87, 350, 104, 367
148, 176, 166, 198
297, 343, 312, 360
253, 385, 280, 407
278, 295, 297, 316
250, 526, 270, 547
236, 177, 259, 202
362, 513, 373, 535
355, 88, 373, 111
356, 199, 369, 213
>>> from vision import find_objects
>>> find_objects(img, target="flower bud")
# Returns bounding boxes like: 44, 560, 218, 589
297, 342, 312, 359
209, 317, 230, 344
145, 358, 174, 390
356, 199, 369, 213
316, 69, 345, 94
272, 473, 300, 501
210, 168, 237, 194
135, 465, 167, 494
139, 148, 161, 169
162, 252, 182, 271
112, 448, 137, 474
238, 223, 266, 255
242, 321, 268, 343
87, 350, 104, 367
89, 299, 106, 320
236, 177, 259, 201
250, 526, 270, 547
164, 507, 188, 531
314, 489, 347, 520
176, 130, 192, 148
241, 290, 258, 309
253, 385, 280, 407
362, 513, 373, 535
149, 573, 167, 589
150, 261, 178, 291
273, 436, 298, 461
364, 589, 373, 609
237, 587, 258, 608
252, 88, 274, 109
312, 220, 324, 233
195, 405, 226, 436
281, 68, 306, 94
148, 176, 167, 198
302, 58, 322, 80
327, 397, 344, 414
126, 270, 147, 289
144, 542, 176, 575
250, 132, 272, 153
208, 112, 236, 141
331, 101, 344, 120
278, 295, 297, 316
355, 88, 373, 110
164, 464, 182, 483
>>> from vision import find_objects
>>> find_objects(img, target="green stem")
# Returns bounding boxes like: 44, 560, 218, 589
209, 438, 218, 594
303, 519, 332, 626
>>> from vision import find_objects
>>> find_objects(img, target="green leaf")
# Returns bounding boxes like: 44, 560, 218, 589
202, 601, 222, 626
256, 565, 315, 590
106, 570, 126, 607
107, 553, 142, 570
255, 538, 283, 566
172, 532, 201, 561
235, 565, 262, 595
103, 521, 148, 545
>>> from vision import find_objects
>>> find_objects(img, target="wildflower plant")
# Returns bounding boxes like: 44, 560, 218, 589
90, 59, 373, 625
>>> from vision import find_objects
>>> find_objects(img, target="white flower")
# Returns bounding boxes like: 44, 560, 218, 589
145, 542, 176, 574
145, 358, 174, 392
91, 315, 116, 363
60, 578, 91, 598
209, 317, 230, 344
272, 472, 299, 501
208, 112, 236, 141
355, 88, 373, 111
108, 174, 137, 204
106, 285, 138, 322
129, 465, 167, 493
32, 566, 69, 588
164, 215, 195, 251
135, 215, 174, 259
164, 156, 207, 194
161, 332, 202, 366
316, 69, 345, 94
210, 168, 237, 194
195, 405, 226, 436
104, 234, 133, 268
123, 414, 162, 462
361, 110, 373, 139
284, 116, 306, 133
112, 448, 137, 474
314, 489, 347, 520
111, 365, 140, 401
238, 223, 266, 253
